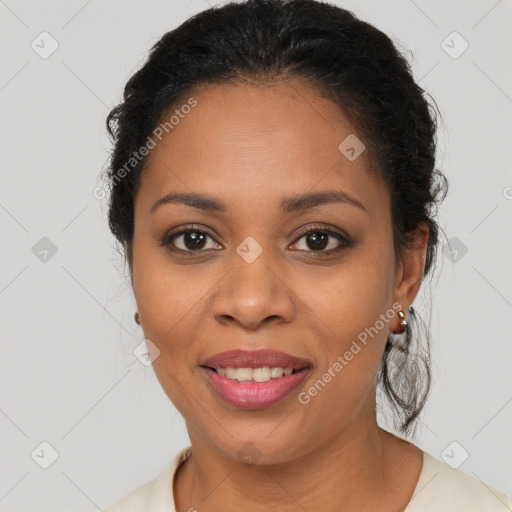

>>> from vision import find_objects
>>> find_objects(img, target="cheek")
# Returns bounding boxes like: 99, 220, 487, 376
301, 250, 393, 336
298, 282, 393, 429
133, 253, 203, 415
133, 238, 201, 322
296, 248, 395, 387
132, 242, 194, 360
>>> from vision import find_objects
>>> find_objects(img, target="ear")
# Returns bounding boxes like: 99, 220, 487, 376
391, 221, 430, 327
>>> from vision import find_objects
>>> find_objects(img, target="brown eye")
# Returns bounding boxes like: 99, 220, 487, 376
161, 226, 222, 253
303, 231, 329, 250
176, 230, 209, 250
291, 226, 351, 254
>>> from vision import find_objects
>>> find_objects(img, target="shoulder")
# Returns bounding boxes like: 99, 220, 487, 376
407, 451, 512, 512
103, 446, 193, 512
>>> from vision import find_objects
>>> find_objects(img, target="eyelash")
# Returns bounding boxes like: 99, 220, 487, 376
160, 223, 352, 256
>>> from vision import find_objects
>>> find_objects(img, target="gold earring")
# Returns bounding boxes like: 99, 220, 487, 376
389, 308, 409, 353
395, 310, 408, 334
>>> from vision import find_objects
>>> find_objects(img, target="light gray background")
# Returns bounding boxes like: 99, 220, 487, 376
1, 0, 511, 510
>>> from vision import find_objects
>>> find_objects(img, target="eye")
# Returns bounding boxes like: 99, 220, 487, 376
160, 223, 352, 256
160, 225, 222, 253
290, 225, 352, 255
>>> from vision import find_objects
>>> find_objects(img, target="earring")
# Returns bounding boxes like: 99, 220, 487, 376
396, 310, 408, 334
389, 308, 410, 353
134, 311, 141, 325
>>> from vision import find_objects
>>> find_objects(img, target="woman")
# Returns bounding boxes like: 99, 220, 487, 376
103, 0, 512, 510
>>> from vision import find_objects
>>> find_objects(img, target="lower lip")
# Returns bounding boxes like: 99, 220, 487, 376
202, 367, 310, 410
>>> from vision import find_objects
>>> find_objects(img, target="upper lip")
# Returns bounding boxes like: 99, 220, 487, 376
201, 349, 311, 370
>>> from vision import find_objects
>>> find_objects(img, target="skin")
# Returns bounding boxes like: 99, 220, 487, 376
128, 78, 430, 511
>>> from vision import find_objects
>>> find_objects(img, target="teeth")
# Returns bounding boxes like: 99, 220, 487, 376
253, 367, 271, 382
225, 367, 238, 379
235, 368, 253, 382
216, 366, 297, 383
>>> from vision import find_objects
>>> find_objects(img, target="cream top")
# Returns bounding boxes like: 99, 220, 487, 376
104, 446, 512, 512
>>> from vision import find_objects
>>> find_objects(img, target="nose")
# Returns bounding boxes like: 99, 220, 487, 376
211, 249, 295, 331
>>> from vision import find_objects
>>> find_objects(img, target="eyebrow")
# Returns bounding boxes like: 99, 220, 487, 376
150, 189, 367, 215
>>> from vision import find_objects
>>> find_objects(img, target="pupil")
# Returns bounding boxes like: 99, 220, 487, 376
185, 232, 206, 250
307, 232, 327, 250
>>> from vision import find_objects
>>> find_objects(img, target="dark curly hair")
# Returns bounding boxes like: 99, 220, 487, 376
102, 0, 448, 436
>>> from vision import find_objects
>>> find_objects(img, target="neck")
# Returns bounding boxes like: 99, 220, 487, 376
174, 410, 422, 511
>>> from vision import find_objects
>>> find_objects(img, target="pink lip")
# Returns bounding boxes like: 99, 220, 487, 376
202, 366, 311, 409
201, 349, 311, 370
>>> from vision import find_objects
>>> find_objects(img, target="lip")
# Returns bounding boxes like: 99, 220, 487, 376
201, 349, 312, 370
202, 366, 311, 409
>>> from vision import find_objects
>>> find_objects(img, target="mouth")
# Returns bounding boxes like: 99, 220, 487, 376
199, 349, 312, 409
201, 365, 311, 409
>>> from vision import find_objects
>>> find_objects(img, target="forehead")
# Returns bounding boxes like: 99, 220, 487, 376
136, 79, 387, 219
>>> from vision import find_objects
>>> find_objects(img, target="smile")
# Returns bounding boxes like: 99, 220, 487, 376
202, 366, 310, 409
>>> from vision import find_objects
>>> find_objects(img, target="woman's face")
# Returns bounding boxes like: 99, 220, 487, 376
130, 79, 427, 463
